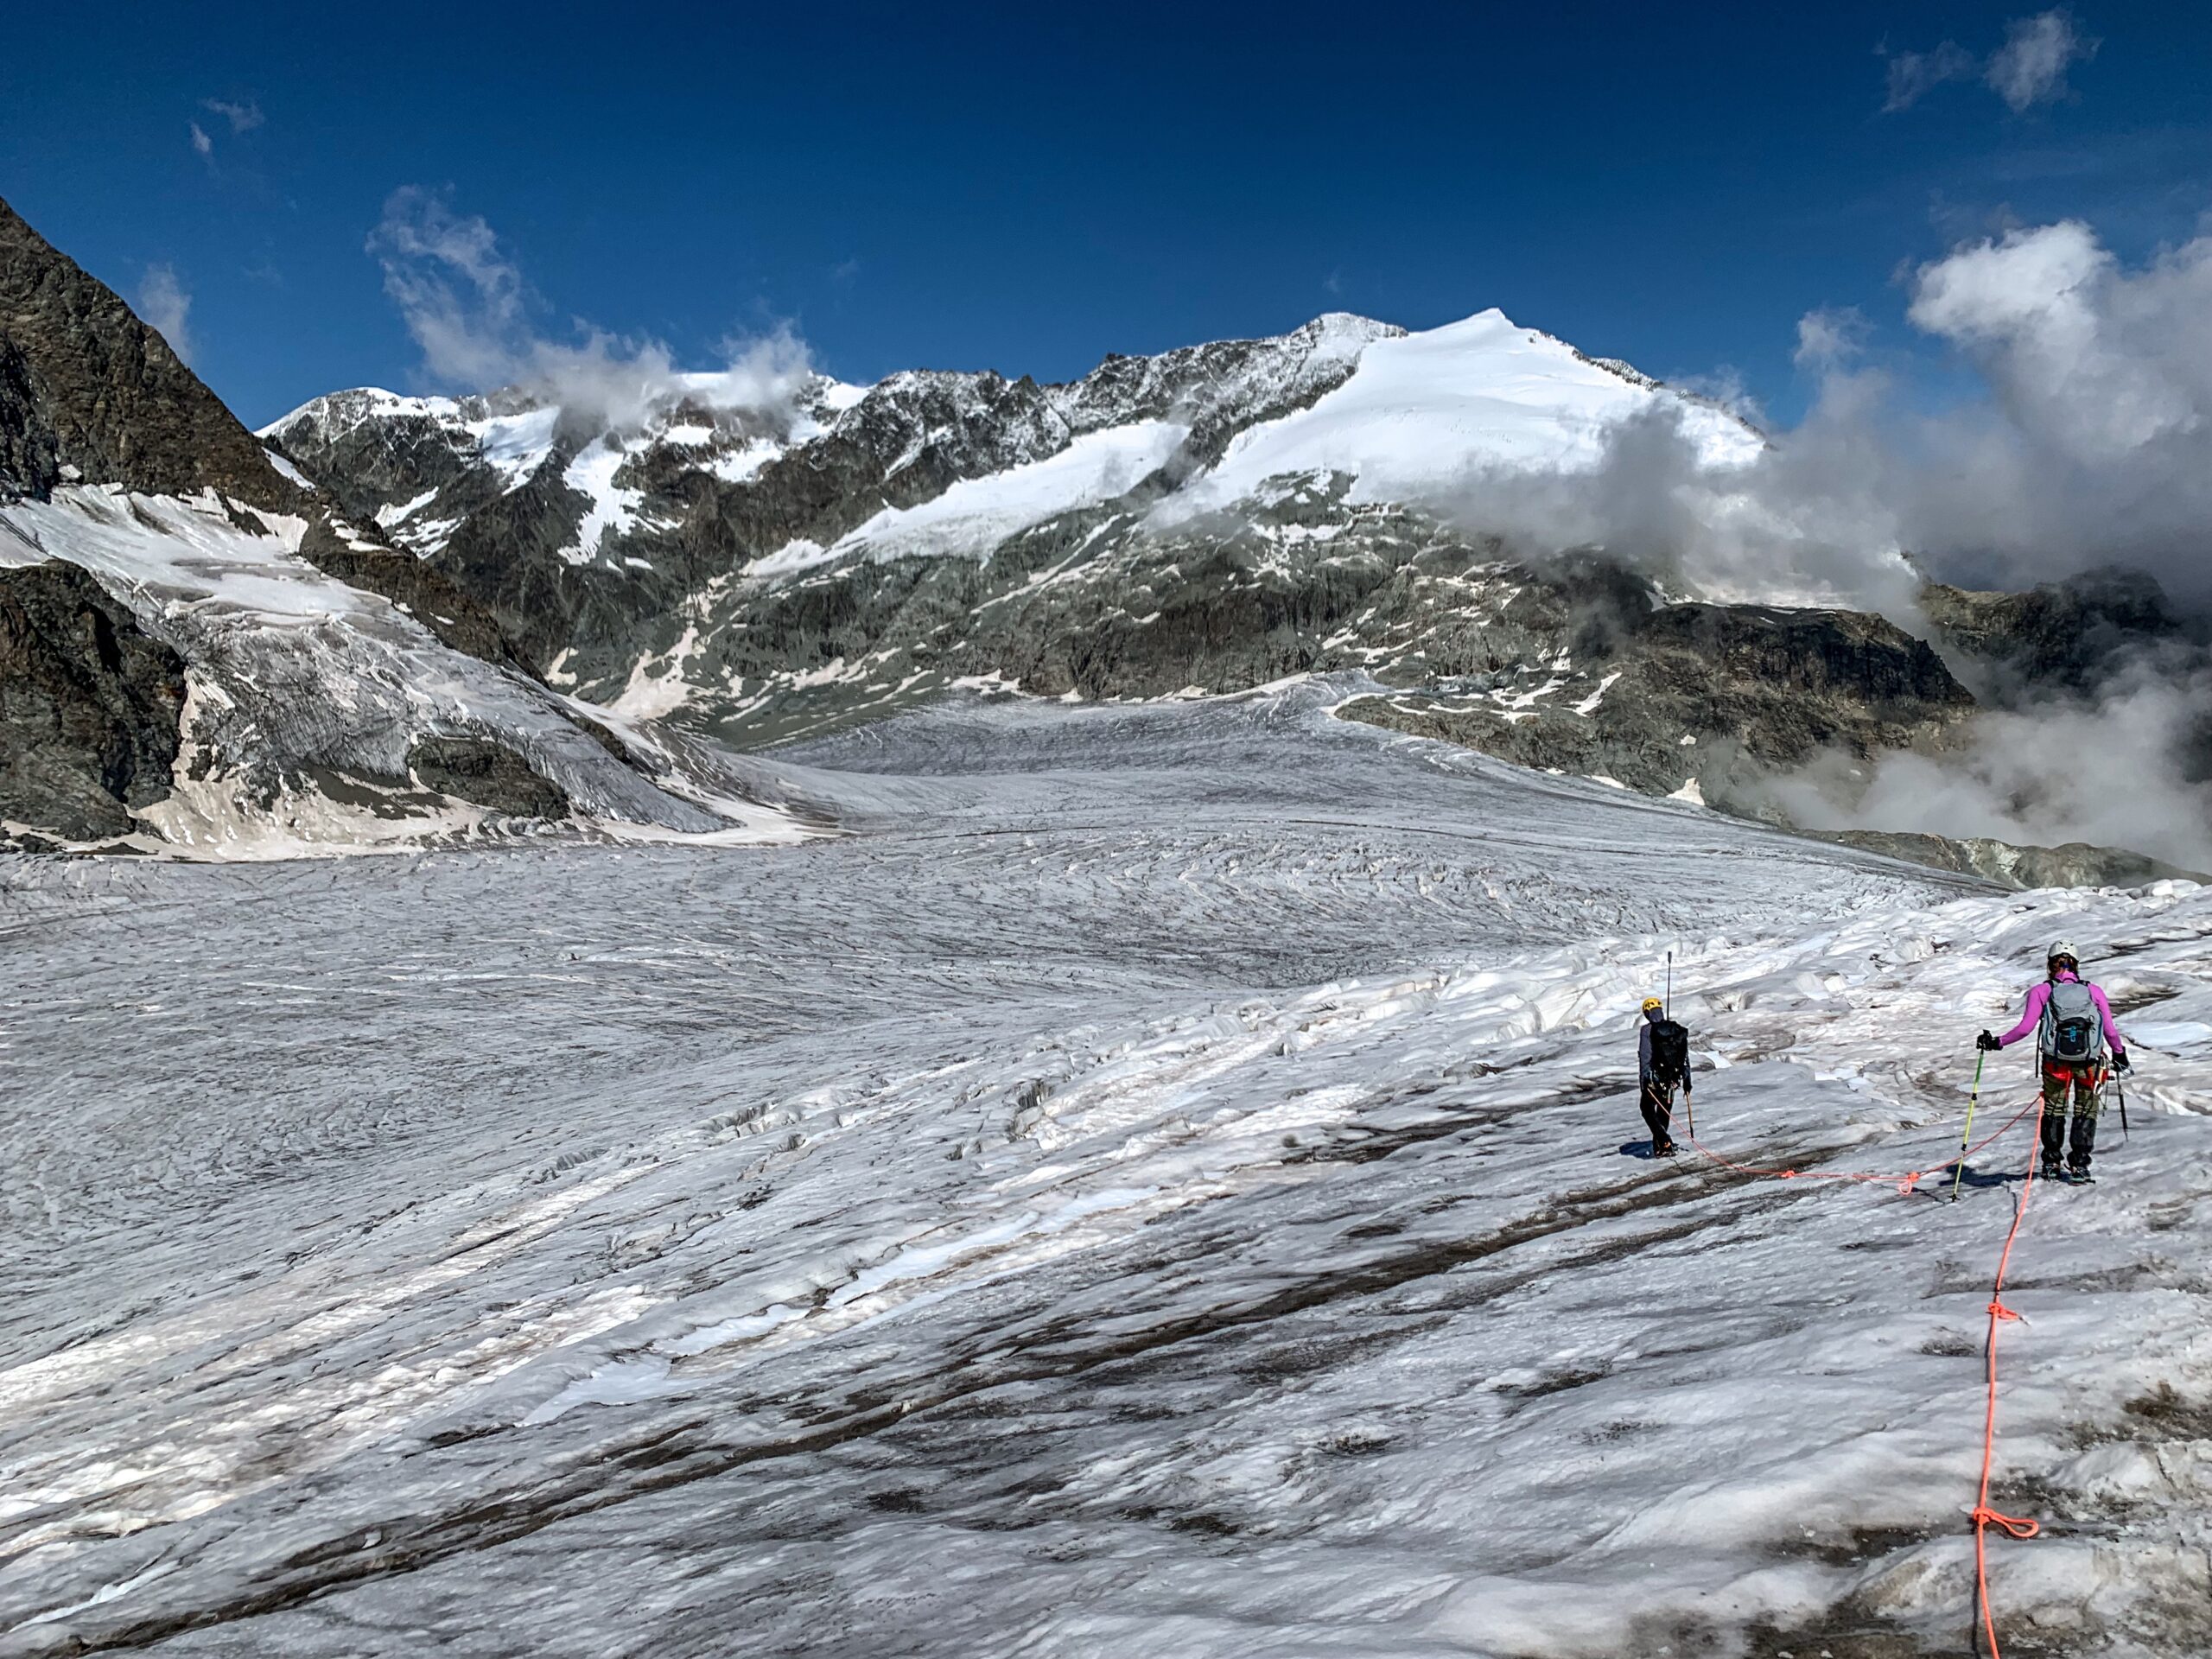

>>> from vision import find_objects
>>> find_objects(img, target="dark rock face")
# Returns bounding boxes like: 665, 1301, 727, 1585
1811, 830, 2209, 892
294, 519, 535, 673
1923, 569, 2188, 693
260, 397, 489, 528
0, 561, 186, 841
1634, 604, 1966, 709
0, 194, 533, 677
406, 737, 569, 819
1338, 593, 1975, 808
0, 330, 61, 499
425, 453, 643, 671
0, 196, 299, 511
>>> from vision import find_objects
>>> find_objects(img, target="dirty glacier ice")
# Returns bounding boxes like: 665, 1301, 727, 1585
3, 688, 2210, 1657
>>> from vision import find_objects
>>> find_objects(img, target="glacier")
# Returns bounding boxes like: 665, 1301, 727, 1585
3, 688, 2209, 1656
0, 487, 767, 853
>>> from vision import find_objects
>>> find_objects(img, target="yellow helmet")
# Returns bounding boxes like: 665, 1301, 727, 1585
1642, 997, 1664, 1012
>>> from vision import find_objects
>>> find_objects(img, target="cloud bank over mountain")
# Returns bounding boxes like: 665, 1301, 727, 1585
1418, 215, 2212, 871
369, 188, 814, 429
1447, 219, 2211, 614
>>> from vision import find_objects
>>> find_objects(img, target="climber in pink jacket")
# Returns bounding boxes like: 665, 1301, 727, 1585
1978, 939, 2131, 1182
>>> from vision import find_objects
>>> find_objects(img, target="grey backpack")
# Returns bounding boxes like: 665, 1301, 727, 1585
2039, 980, 2105, 1064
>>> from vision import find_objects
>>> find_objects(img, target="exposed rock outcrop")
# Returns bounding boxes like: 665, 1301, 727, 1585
1811, 829, 2208, 892
407, 736, 569, 819
0, 200, 299, 508
1924, 569, 2190, 693
0, 560, 185, 841
1337, 587, 1974, 809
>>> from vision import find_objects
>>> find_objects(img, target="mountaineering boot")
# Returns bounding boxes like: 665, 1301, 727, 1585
2035, 1119, 2070, 1185
2069, 1111, 2098, 1184
2068, 1165, 2095, 1184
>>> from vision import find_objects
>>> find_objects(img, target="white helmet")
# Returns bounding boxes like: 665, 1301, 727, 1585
2048, 938, 2081, 966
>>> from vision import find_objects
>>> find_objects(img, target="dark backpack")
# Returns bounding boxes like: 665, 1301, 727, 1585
1648, 1018, 1689, 1084
2039, 980, 2104, 1064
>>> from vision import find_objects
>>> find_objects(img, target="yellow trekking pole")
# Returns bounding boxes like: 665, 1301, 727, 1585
1950, 1046, 1986, 1204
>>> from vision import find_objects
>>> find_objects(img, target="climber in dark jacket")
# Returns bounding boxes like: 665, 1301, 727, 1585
1638, 996, 1691, 1158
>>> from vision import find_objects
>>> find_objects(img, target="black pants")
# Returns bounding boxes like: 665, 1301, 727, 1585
1640, 1078, 1678, 1152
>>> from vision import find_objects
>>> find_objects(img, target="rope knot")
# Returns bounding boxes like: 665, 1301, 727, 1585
1988, 1299, 2022, 1323
1781, 1168, 1799, 1179
1972, 1506, 2041, 1540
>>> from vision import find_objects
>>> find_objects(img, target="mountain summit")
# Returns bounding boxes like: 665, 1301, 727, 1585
264, 308, 1768, 741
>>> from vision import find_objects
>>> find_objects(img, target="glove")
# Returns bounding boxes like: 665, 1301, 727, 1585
2113, 1051, 2132, 1074
1976, 1030, 2001, 1052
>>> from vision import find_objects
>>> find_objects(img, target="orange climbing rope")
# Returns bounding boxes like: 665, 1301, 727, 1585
1681, 1090, 2044, 1197
1970, 1098, 2045, 1658
1677, 1090, 2046, 1655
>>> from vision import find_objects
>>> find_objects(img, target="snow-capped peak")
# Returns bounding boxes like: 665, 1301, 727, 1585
1179, 307, 1761, 511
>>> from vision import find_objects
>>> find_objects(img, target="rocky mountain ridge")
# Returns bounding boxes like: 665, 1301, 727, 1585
0, 194, 774, 852
269, 316, 2201, 885
1, 193, 2197, 884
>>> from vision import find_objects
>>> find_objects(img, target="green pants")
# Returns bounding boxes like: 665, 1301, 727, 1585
2041, 1062, 2104, 1171
2041, 1062, 2103, 1119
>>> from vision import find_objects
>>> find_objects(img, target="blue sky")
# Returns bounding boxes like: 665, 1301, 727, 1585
3, 2, 2207, 429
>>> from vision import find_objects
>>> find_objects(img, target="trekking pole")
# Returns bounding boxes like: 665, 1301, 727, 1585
2118, 1071, 2130, 1141
1950, 1046, 1986, 1204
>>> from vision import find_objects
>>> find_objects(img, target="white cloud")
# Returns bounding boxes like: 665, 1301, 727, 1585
1986, 10, 2096, 111
1883, 41, 1976, 111
1881, 10, 2097, 114
1768, 664, 2212, 874
367, 187, 814, 428
1900, 221, 2212, 551
1428, 215, 2212, 866
189, 121, 213, 158
1793, 306, 1869, 371
200, 97, 264, 134
136, 264, 194, 364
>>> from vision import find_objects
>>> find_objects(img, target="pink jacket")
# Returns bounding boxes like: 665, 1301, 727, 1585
1996, 970, 2126, 1059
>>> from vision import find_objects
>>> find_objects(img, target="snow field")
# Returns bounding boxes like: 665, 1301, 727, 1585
0, 694, 2207, 1656
753, 420, 1190, 579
